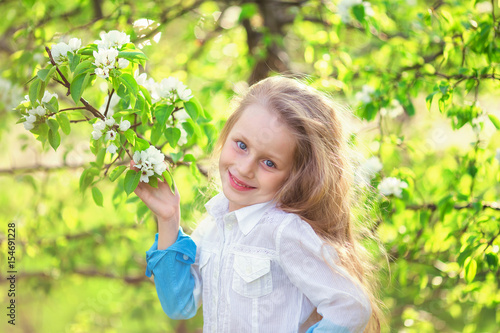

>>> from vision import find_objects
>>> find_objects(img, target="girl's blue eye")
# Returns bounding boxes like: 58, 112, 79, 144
264, 160, 275, 168
237, 141, 247, 150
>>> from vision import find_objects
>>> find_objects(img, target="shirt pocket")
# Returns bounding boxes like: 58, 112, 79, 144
232, 254, 273, 298
199, 250, 212, 277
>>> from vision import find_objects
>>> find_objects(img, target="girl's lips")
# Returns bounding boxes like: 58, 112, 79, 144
228, 171, 256, 191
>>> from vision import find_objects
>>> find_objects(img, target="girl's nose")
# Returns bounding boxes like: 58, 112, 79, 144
236, 156, 255, 179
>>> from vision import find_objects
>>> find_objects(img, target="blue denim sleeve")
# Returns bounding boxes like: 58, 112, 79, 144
306, 320, 352, 333
145, 227, 198, 320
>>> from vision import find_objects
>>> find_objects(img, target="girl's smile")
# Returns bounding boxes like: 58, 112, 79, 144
219, 103, 296, 212
228, 170, 256, 190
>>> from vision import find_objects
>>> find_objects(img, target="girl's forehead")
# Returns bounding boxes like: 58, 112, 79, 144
229, 104, 296, 162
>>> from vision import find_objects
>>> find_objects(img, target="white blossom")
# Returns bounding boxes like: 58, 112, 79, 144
68, 38, 82, 52
133, 146, 167, 183
152, 77, 193, 103
41, 91, 58, 104
105, 130, 117, 141
378, 177, 408, 198
93, 48, 118, 68
117, 58, 129, 69
51, 42, 72, 65
95, 67, 110, 79
358, 156, 383, 184
29, 106, 46, 116
495, 148, 500, 164
24, 114, 36, 124
23, 121, 35, 131
177, 84, 193, 101
363, 2, 374, 17
140, 169, 154, 183
95, 30, 130, 50
92, 130, 103, 140
107, 143, 118, 154
105, 117, 116, 127
153, 162, 167, 175
355, 85, 375, 104
119, 119, 131, 131
134, 70, 149, 86
338, 0, 373, 23
380, 100, 404, 118
93, 120, 106, 131
23, 114, 36, 130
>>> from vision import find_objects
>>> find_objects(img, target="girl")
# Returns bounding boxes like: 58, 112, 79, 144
136, 76, 382, 332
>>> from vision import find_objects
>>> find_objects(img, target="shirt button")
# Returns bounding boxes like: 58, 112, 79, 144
182, 254, 189, 261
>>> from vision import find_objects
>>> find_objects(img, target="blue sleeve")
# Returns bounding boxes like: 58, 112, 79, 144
306, 320, 351, 333
145, 227, 198, 320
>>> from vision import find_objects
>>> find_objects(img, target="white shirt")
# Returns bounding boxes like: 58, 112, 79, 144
188, 193, 371, 333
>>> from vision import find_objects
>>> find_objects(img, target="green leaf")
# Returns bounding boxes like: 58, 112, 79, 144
150, 122, 164, 146
68, 53, 81, 72
124, 169, 141, 196
485, 253, 498, 270
109, 165, 128, 182
123, 129, 137, 146
92, 187, 104, 207
162, 169, 176, 193
47, 118, 60, 151
29, 78, 42, 104
148, 176, 158, 188
139, 86, 152, 104
73, 60, 94, 77
37, 67, 53, 82
170, 151, 183, 163
119, 73, 139, 97
183, 153, 196, 162
47, 118, 59, 132
79, 169, 94, 193
181, 120, 194, 137
465, 79, 476, 94
184, 97, 202, 121
165, 127, 181, 148
48, 128, 61, 151
203, 123, 217, 149
56, 113, 71, 135
488, 114, 500, 130
70, 72, 90, 103
464, 257, 477, 283
95, 148, 106, 168
118, 51, 148, 66
425, 91, 439, 110
352, 4, 365, 23
155, 104, 174, 127
135, 137, 150, 151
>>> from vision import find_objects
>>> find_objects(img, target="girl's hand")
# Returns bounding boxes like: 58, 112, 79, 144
130, 160, 180, 225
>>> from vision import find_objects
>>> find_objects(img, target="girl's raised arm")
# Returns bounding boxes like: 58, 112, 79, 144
131, 161, 180, 249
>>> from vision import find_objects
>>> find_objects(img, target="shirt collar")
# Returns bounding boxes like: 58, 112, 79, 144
205, 192, 275, 235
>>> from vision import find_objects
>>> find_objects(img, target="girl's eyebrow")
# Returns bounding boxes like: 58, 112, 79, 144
234, 132, 285, 165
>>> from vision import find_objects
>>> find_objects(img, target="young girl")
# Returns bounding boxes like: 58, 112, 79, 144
136, 76, 382, 332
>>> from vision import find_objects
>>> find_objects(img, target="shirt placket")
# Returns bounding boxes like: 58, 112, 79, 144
211, 212, 235, 333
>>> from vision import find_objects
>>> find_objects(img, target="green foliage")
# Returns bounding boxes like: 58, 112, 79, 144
0, 0, 499, 332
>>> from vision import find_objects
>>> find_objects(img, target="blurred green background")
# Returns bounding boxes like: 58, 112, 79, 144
0, 0, 499, 332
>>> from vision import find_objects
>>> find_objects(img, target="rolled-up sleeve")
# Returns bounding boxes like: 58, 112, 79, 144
277, 216, 372, 333
145, 227, 198, 320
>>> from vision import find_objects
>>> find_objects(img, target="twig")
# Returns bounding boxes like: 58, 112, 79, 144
104, 89, 114, 117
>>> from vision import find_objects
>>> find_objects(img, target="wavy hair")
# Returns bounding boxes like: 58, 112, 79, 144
215, 76, 384, 332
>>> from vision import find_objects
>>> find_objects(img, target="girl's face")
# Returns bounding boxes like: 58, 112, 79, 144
219, 103, 296, 212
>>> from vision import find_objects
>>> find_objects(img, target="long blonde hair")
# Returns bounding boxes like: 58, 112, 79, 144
216, 76, 384, 332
